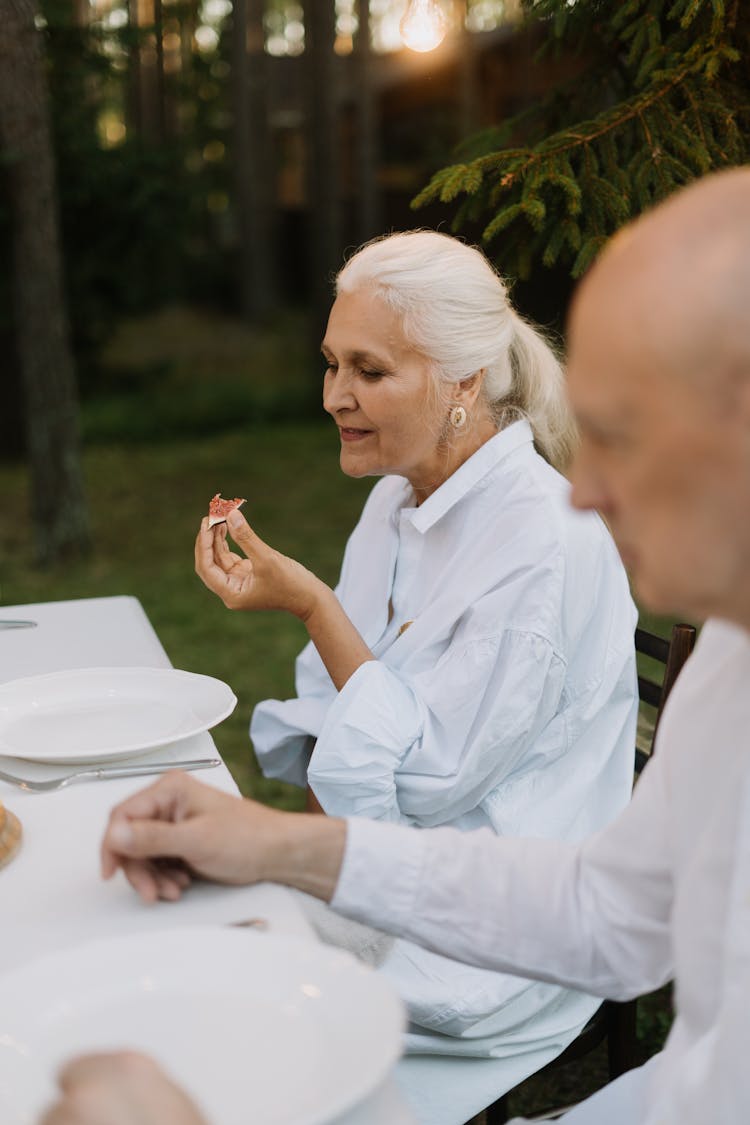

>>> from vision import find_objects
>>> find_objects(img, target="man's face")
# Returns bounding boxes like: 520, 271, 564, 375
567, 274, 750, 623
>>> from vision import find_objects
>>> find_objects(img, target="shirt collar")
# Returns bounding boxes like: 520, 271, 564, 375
404, 419, 535, 534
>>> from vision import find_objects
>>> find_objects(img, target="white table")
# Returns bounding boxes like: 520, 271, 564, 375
0, 596, 412, 1125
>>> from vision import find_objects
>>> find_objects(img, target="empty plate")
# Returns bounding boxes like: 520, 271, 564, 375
0, 667, 237, 763
0, 926, 404, 1125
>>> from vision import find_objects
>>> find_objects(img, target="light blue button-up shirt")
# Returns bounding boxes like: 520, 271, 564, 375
251, 421, 639, 1065
253, 420, 637, 836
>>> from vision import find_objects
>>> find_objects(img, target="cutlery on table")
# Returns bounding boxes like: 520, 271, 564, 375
0, 620, 37, 630
0, 757, 221, 793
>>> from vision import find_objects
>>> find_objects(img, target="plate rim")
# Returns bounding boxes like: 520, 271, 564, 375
0, 666, 237, 763
0, 925, 404, 1125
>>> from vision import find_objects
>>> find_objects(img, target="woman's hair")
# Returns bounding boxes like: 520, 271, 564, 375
335, 230, 577, 471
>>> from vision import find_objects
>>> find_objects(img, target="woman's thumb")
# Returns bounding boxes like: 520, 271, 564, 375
226, 510, 261, 552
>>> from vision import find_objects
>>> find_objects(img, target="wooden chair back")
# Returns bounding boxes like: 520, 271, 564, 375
634, 623, 696, 771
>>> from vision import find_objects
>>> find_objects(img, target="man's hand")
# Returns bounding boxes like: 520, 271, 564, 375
101, 772, 288, 902
39, 1052, 208, 1125
101, 772, 347, 904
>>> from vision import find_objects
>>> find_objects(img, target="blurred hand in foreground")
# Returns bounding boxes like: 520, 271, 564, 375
101, 772, 346, 904
39, 1052, 207, 1125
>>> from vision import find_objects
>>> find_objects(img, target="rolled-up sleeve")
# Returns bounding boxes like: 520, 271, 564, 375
251, 640, 336, 787
307, 627, 567, 824
307, 660, 425, 821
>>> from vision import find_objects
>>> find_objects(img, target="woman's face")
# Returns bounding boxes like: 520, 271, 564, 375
322, 288, 448, 491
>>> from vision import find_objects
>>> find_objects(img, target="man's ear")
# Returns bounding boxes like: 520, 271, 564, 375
739, 370, 750, 424
454, 369, 487, 409
738, 372, 750, 463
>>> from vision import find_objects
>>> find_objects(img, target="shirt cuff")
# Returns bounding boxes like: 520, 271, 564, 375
331, 815, 427, 933
308, 661, 424, 820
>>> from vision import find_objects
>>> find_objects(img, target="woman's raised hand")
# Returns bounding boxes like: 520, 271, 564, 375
196, 508, 375, 692
195, 509, 321, 620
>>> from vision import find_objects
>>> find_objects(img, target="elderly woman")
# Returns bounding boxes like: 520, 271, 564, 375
195, 232, 638, 1102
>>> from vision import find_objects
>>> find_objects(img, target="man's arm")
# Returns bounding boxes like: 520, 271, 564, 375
102, 757, 674, 1000
330, 752, 675, 1001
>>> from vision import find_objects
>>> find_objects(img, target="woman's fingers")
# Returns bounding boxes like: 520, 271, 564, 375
194, 522, 228, 588
214, 527, 244, 574
196, 511, 310, 615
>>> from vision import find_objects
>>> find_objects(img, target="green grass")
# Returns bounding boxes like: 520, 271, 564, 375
0, 421, 371, 807
84, 305, 320, 443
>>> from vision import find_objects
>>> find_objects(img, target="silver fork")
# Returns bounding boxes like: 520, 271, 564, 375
0, 757, 221, 793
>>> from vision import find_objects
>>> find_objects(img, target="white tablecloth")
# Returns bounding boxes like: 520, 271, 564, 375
0, 596, 412, 1125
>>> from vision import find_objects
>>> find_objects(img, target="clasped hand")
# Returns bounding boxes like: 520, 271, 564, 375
195, 510, 320, 620
100, 772, 284, 903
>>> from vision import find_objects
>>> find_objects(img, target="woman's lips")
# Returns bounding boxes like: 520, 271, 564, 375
340, 428, 372, 443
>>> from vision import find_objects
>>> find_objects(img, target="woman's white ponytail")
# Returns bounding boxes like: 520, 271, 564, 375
502, 310, 578, 470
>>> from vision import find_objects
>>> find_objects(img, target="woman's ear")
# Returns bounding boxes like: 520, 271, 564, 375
455, 369, 487, 409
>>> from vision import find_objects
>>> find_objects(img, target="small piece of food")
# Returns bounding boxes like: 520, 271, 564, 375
207, 493, 247, 529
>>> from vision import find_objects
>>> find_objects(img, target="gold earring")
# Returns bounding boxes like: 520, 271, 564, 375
449, 405, 467, 429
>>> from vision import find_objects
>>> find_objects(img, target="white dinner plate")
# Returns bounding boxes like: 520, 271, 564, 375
0, 667, 237, 763
0, 927, 404, 1125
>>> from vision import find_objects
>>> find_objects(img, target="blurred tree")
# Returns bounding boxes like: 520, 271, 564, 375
305, 0, 342, 342
126, 0, 167, 143
232, 0, 278, 319
354, 0, 382, 242
0, 0, 90, 563
414, 0, 750, 279
39, 0, 213, 377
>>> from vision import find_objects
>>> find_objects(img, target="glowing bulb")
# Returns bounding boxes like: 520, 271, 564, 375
399, 0, 447, 52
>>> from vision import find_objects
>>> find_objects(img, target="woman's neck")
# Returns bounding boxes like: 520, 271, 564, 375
408, 417, 499, 505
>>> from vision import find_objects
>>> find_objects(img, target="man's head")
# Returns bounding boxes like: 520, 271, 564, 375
568, 168, 750, 628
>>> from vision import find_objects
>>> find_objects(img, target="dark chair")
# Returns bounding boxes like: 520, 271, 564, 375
481, 622, 697, 1125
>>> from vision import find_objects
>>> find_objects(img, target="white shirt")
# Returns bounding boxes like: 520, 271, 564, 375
333, 618, 750, 1124
253, 422, 637, 834
252, 422, 639, 1060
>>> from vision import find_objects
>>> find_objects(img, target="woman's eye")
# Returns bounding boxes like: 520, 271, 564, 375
324, 364, 337, 376
360, 367, 384, 381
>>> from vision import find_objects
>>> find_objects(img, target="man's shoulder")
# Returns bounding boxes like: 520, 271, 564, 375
655, 618, 750, 769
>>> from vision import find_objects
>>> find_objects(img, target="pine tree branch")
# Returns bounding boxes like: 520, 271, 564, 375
413, 0, 748, 280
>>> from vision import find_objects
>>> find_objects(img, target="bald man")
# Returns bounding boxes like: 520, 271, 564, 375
45, 167, 750, 1125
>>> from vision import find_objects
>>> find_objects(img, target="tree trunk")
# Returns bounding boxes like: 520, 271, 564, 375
0, 0, 90, 563
354, 0, 381, 243
126, 0, 164, 143
458, 8, 480, 139
304, 0, 341, 344
232, 0, 277, 320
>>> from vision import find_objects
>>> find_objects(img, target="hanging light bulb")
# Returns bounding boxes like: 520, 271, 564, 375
399, 0, 447, 52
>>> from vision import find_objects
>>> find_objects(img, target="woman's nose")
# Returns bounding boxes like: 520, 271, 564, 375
323, 370, 357, 415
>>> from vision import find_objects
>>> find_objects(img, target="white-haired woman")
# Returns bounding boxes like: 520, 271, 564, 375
195, 231, 638, 1118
